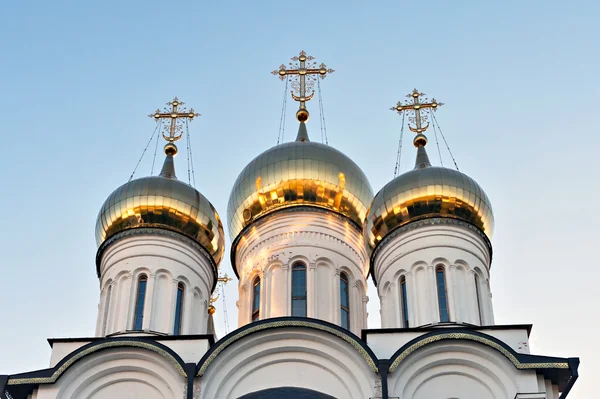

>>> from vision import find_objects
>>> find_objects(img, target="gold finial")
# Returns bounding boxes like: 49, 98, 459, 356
391, 89, 443, 147
208, 305, 216, 315
272, 50, 334, 122
149, 97, 200, 155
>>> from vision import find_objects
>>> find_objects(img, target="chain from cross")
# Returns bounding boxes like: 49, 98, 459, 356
210, 274, 233, 304
391, 89, 443, 134
149, 97, 200, 143
272, 50, 334, 122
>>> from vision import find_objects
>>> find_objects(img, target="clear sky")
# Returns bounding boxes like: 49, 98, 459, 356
0, 0, 598, 396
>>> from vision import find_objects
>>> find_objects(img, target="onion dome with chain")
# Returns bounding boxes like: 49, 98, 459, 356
95, 98, 225, 268
227, 51, 374, 244
365, 89, 494, 257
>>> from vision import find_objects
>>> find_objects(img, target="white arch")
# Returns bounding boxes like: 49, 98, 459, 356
200, 328, 376, 399
54, 348, 185, 399
389, 341, 525, 399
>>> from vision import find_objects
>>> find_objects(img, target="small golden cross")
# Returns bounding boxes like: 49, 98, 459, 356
149, 97, 200, 143
272, 50, 334, 121
391, 89, 443, 134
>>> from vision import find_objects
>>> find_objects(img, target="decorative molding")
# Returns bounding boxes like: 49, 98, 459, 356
370, 217, 493, 286
388, 331, 569, 373
96, 227, 219, 291
196, 318, 379, 376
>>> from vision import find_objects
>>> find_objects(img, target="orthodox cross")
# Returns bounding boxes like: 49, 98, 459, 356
210, 274, 233, 303
391, 89, 442, 134
272, 50, 334, 121
149, 97, 200, 143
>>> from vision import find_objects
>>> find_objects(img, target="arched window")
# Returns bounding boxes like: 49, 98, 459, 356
291, 262, 307, 317
173, 282, 185, 334
340, 273, 350, 330
400, 275, 409, 327
133, 275, 147, 330
102, 284, 112, 335
436, 266, 449, 322
252, 276, 261, 322
474, 273, 484, 325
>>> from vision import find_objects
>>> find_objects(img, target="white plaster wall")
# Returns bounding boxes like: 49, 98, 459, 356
374, 224, 493, 328
96, 234, 214, 336
365, 327, 532, 360
388, 341, 544, 399
234, 210, 369, 335
199, 328, 377, 399
35, 348, 185, 399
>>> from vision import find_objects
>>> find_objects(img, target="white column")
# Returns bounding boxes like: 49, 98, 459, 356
283, 263, 290, 316
427, 265, 438, 324
95, 289, 106, 336
118, 274, 134, 332
406, 271, 418, 327
258, 271, 266, 320
264, 269, 271, 318
167, 279, 178, 331
352, 281, 361, 333
334, 268, 341, 324
447, 265, 457, 322
483, 280, 495, 325
362, 294, 369, 330
467, 270, 479, 325
183, 288, 194, 334
308, 262, 317, 318
142, 274, 156, 331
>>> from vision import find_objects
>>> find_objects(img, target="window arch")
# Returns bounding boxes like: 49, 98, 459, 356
291, 262, 307, 317
400, 275, 409, 327
340, 272, 350, 330
133, 275, 148, 330
252, 276, 261, 322
474, 273, 484, 325
435, 266, 449, 322
174, 282, 185, 334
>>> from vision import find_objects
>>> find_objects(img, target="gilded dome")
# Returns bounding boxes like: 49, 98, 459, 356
95, 153, 225, 266
227, 122, 374, 241
365, 145, 494, 255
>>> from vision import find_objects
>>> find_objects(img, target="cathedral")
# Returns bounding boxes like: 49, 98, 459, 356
1, 52, 579, 399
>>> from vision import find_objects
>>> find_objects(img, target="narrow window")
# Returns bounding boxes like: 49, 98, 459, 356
252, 277, 261, 322
173, 283, 184, 334
340, 273, 350, 330
474, 274, 484, 325
133, 275, 147, 330
400, 276, 409, 327
436, 266, 450, 322
291, 263, 307, 317
102, 284, 112, 335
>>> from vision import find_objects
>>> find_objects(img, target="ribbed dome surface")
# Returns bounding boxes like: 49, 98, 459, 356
96, 154, 225, 265
227, 124, 373, 241
365, 162, 494, 255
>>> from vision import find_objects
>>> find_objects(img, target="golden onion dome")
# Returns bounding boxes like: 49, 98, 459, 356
365, 144, 494, 256
227, 122, 374, 242
95, 149, 225, 266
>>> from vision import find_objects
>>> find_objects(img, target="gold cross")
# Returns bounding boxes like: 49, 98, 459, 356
149, 97, 200, 143
272, 50, 334, 122
391, 89, 443, 134
210, 274, 233, 303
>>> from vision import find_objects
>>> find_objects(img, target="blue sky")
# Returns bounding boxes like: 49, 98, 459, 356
0, 0, 598, 397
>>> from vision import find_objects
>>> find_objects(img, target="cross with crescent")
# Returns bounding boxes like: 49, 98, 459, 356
149, 97, 200, 143
272, 50, 334, 122
391, 89, 443, 134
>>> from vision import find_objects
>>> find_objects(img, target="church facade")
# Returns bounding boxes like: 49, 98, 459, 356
1, 54, 579, 399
